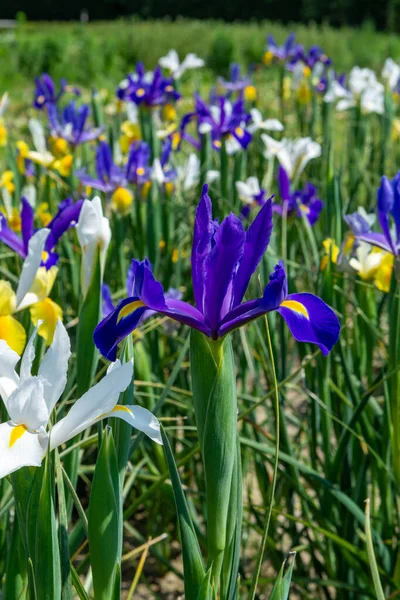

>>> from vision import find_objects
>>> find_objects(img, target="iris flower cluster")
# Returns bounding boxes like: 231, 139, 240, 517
117, 62, 180, 107
94, 185, 340, 361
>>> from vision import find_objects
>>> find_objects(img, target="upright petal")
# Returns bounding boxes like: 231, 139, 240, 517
278, 165, 290, 200
203, 212, 245, 331
6, 377, 49, 431
0, 340, 20, 402
377, 176, 396, 253
38, 319, 70, 414
21, 197, 34, 255
49, 360, 133, 448
232, 199, 273, 307
19, 325, 39, 382
46, 199, 83, 250
0, 422, 48, 479
0, 214, 25, 257
191, 184, 213, 311
278, 293, 340, 355
16, 228, 50, 308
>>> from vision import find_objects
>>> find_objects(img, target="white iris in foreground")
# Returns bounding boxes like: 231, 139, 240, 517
0, 319, 162, 479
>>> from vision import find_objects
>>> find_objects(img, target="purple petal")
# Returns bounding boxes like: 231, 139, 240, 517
0, 214, 25, 257
102, 283, 115, 317
278, 166, 290, 201
232, 198, 273, 306
21, 197, 34, 255
191, 184, 214, 312
278, 293, 340, 356
377, 176, 396, 253
218, 261, 287, 336
357, 232, 395, 254
46, 199, 83, 250
203, 212, 245, 332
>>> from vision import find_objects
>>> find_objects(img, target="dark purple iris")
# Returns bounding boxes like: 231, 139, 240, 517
275, 166, 323, 226
218, 63, 253, 95
116, 62, 180, 107
181, 93, 252, 152
94, 185, 340, 361
0, 197, 83, 269
288, 45, 331, 71
33, 74, 67, 110
357, 173, 400, 256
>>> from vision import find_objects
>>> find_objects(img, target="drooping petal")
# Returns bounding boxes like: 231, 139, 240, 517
46, 199, 83, 250
49, 360, 133, 448
191, 184, 213, 311
203, 212, 245, 331
0, 421, 48, 479
357, 232, 395, 254
103, 404, 162, 445
38, 319, 70, 414
277, 292, 340, 356
0, 214, 25, 257
6, 377, 49, 431
218, 261, 287, 336
0, 339, 20, 402
232, 199, 273, 307
102, 283, 115, 317
30, 298, 63, 346
16, 228, 50, 308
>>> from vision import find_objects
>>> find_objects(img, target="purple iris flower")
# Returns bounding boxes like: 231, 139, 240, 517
76, 140, 151, 193
275, 166, 323, 226
181, 93, 252, 152
94, 185, 339, 361
357, 174, 400, 256
218, 63, 253, 95
33, 74, 67, 110
153, 139, 177, 186
117, 62, 180, 107
0, 197, 83, 269
315, 72, 346, 95
47, 101, 103, 146
265, 33, 298, 62
288, 45, 331, 71
344, 211, 372, 236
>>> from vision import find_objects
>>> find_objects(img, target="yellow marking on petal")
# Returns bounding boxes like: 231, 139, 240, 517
30, 298, 62, 346
0, 281, 16, 315
303, 66, 311, 78
136, 167, 145, 176
172, 248, 179, 263
136, 88, 145, 98
280, 300, 309, 319
9, 424, 27, 448
37, 94, 45, 105
159, 239, 166, 249
214, 140, 221, 149
0, 121, 7, 147
112, 405, 132, 415
375, 253, 394, 293
165, 182, 174, 195
0, 315, 26, 355
299, 204, 310, 214
117, 300, 146, 323
7, 208, 22, 232
172, 132, 181, 150
16, 140, 29, 157
165, 85, 174, 93
235, 127, 244, 137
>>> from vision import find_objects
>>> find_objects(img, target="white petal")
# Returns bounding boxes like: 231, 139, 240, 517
152, 159, 165, 185
38, 320, 70, 414
108, 405, 162, 445
159, 49, 180, 73
6, 377, 49, 431
20, 325, 39, 382
0, 422, 48, 479
16, 228, 50, 308
50, 360, 133, 449
206, 170, 220, 184
0, 340, 20, 403
28, 119, 47, 155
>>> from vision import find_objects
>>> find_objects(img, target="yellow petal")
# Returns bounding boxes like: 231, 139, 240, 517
0, 280, 16, 315
0, 315, 26, 354
30, 298, 63, 346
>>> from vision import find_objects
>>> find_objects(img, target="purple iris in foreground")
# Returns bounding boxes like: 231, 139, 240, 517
0, 197, 83, 269
357, 174, 400, 256
94, 185, 339, 361
276, 166, 323, 226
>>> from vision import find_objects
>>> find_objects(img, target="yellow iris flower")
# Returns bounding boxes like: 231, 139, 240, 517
111, 187, 134, 215
320, 238, 340, 271
0, 119, 7, 147
36, 202, 53, 227
0, 170, 15, 194
0, 281, 26, 355
119, 121, 141, 153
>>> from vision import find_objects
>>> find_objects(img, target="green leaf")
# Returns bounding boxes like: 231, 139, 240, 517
70, 562, 89, 600
196, 568, 214, 600
88, 427, 122, 600
269, 554, 296, 600
161, 426, 205, 600
55, 451, 73, 600
76, 248, 101, 397
35, 455, 62, 600
5, 518, 28, 600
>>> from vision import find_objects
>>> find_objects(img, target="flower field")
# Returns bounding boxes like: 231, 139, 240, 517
1, 22, 400, 600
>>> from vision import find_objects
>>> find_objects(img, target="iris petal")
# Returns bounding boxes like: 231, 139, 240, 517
277, 292, 340, 355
